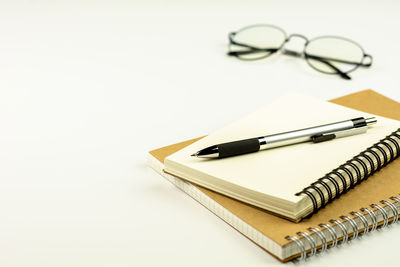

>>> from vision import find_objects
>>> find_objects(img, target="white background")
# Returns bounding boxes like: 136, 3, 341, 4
1, 1, 400, 266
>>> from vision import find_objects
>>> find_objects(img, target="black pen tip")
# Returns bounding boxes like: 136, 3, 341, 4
191, 153, 198, 157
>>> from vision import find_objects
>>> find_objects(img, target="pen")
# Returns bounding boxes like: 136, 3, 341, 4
191, 117, 377, 159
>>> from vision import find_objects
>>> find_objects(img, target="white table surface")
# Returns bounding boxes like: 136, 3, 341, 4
1, 1, 400, 266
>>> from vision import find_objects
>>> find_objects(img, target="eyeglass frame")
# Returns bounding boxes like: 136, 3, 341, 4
227, 24, 373, 80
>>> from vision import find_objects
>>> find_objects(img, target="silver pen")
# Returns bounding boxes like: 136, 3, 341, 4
191, 117, 377, 159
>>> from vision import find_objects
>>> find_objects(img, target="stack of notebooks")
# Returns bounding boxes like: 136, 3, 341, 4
147, 90, 400, 262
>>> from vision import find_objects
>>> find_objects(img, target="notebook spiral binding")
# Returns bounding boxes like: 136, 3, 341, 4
286, 194, 400, 261
295, 129, 400, 215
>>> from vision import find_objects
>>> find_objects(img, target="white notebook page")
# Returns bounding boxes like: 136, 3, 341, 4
165, 94, 400, 205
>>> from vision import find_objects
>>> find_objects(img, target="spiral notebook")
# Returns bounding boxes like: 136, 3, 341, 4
164, 92, 400, 222
147, 90, 400, 262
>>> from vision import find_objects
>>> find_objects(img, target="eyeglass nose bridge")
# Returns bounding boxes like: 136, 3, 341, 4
282, 33, 309, 58
285, 33, 309, 43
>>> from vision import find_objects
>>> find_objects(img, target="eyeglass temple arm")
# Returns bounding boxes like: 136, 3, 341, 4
228, 48, 278, 56
304, 53, 373, 79
305, 54, 351, 80
306, 53, 372, 80
306, 54, 373, 67
279, 50, 350, 79
228, 47, 350, 79
228, 33, 254, 50
227, 32, 279, 56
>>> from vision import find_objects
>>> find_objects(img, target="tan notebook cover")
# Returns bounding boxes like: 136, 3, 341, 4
149, 90, 400, 262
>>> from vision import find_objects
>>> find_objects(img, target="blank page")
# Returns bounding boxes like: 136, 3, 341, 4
165, 94, 400, 205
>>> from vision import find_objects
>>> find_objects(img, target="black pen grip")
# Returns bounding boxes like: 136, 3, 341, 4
218, 138, 260, 158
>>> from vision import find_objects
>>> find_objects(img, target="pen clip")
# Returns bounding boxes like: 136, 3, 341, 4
311, 126, 368, 143
311, 133, 336, 143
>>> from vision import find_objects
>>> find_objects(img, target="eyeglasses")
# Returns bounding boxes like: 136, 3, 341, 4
227, 24, 373, 80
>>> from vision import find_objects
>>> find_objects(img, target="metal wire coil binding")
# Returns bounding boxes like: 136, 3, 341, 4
380, 200, 398, 224
350, 211, 369, 234
286, 193, 400, 261
318, 223, 338, 248
308, 227, 327, 252
329, 219, 349, 243
370, 203, 389, 228
340, 215, 359, 240
361, 207, 378, 231
297, 231, 317, 256
285, 235, 306, 260
296, 129, 400, 216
